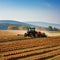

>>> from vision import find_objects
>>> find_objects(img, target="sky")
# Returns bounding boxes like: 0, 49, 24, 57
0, 0, 60, 24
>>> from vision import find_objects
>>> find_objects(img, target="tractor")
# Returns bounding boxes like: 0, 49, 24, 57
24, 27, 47, 38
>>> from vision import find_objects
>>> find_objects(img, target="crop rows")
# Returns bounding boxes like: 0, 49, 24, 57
47, 55, 60, 60
1, 45, 60, 56
0, 45, 60, 60
19, 49, 60, 60
0, 36, 60, 60
0, 37, 60, 52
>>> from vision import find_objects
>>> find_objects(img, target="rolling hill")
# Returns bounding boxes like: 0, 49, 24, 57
27, 22, 60, 28
0, 20, 31, 30
0, 20, 60, 30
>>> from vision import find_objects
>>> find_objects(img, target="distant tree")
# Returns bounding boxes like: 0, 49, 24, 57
48, 26, 53, 31
53, 27, 58, 31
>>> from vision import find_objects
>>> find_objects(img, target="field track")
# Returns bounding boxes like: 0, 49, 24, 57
0, 36, 60, 60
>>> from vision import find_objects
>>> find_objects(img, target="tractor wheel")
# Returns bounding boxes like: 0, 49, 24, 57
24, 33, 27, 37
29, 33, 36, 38
29, 33, 34, 37
41, 33, 47, 37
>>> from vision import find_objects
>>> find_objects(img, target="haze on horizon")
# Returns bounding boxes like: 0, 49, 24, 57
0, 0, 60, 24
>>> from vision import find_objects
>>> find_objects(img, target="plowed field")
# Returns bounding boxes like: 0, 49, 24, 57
0, 30, 60, 60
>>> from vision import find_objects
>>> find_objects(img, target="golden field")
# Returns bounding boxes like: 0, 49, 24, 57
0, 30, 60, 60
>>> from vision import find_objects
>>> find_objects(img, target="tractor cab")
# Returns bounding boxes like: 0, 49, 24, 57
27, 27, 35, 32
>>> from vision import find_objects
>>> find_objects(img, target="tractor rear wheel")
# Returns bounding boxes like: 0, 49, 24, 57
29, 33, 36, 38
41, 33, 47, 37
24, 33, 28, 37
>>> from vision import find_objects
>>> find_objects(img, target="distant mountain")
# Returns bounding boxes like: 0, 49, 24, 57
27, 22, 60, 28
0, 20, 60, 30
0, 20, 32, 30
0, 20, 31, 26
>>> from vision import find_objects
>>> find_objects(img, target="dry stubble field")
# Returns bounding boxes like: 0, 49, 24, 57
0, 30, 60, 60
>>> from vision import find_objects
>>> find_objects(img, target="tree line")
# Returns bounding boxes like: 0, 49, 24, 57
48, 26, 60, 31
